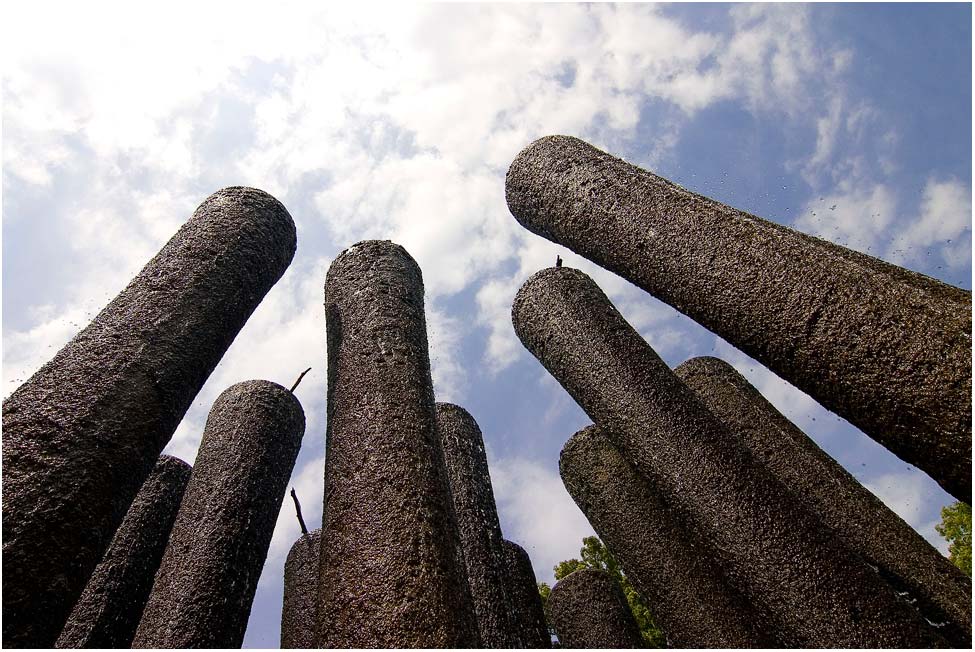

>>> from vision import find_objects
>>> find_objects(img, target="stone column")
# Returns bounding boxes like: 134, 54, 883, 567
560, 425, 782, 648
281, 529, 322, 649
54, 456, 192, 649
501, 540, 550, 649
2, 187, 296, 648
674, 355, 973, 647
506, 135, 971, 503
319, 240, 480, 648
511, 266, 948, 648
547, 569, 644, 649
437, 402, 516, 648
132, 380, 305, 648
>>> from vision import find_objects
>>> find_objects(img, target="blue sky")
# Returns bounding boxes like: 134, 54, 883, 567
2, 2, 971, 648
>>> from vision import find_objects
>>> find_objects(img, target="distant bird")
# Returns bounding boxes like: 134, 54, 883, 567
555, 255, 563, 268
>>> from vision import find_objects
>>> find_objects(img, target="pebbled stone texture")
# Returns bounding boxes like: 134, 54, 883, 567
511, 266, 949, 648
437, 402, 517, 648
319, 240, 480, 648
674, 355, 973, 647
560, 425, 781, 648
1, 187, 296, 648
132, 380, 305, 648
281, 529, 322, 649
55, 455, 192, 649
506, 135, 972, 502
501, 540, 551, 649
548, 568, 644, 649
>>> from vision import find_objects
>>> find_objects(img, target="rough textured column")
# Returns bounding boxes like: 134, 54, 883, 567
2, 187, 296, 648
319, 240, 480, 648
506, 135, 971, 503
281, 529, 322, 649
547, 569, 644, 649
54, 455, 192, 649
674, 356, 973, 647
436, 402, 516, 648
132, 380, 305, 648
561, 425, 782, 648
501, 540, 550, 649
511, 266, 948, 648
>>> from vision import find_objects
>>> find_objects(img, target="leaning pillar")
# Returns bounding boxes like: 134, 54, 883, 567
547, 569, 644, 649
506, 135, 971, 502
318, 240, 480, 647
560, 425, 782, 648
511, 266, 947, 648
2, 187, 296, 648
674, 356, 973, 647
132, 380, 305, 648
437, 402, 516, 648
54, 456, 192, 649
280, 529, 322, 649
501, 540, 550, 649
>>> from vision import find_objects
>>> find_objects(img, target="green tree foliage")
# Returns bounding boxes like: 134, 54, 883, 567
539, 536, 665, 648
936, 501, 971, 576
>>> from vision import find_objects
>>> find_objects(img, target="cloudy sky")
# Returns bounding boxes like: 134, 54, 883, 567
3, 2, 971, 647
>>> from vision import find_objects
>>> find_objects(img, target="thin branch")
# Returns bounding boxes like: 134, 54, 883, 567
290, 367, 312, 393
290, 488, 309, 536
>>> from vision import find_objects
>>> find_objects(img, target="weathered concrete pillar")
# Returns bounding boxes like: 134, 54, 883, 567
2, 187, 296, 648
501, 540, 550, 649
281, 529, 322, 649
132, 380, 305, 648
506, 135, 971, 503
547, 569, 644, 649
675, 356, 973, 647
54, 455, 192, 649
319, 240, 480, 648
436, 402, 516, 648
560, 425, 782, 648
511, 266, 948, 648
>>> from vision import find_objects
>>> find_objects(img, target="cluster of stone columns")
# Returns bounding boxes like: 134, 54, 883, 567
506, 135, 971, 503
506, 136, 971, 649
2, 188, 307, 648
278, 239, 551, 649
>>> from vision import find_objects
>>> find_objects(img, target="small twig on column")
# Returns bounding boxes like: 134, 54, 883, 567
290, 488, 309, 536
290, 367, 312, 393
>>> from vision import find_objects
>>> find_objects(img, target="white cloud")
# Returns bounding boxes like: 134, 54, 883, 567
793, 182, 897, 254
489, 451, 596, 585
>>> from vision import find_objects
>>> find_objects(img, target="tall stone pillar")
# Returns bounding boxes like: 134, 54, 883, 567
132, 380, 305, 648
319, 240, 480, 648
506, 135, 971, 502
436, 402, 516, 648
560, 425, 782, 648
511, 266, 948, 648
2, 187, 296, 648
547, 569, 644, 649
54, 456, 192, 649
501, 540, 550, 649
281, 529, 322, 649
674, 356, 973, 647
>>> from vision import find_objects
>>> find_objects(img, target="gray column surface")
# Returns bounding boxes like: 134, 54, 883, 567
511, 266, 948, 648
54, 455, 192, 649
132, 380, 305, 648
561, 425, 782, 648
501, 540, 551, 649
437, 402, 517, 648
547, 568, 644, 649
319, 240, 480, 648
506, 135, 972, 503
1, 187, 296, 648
281, 529, 322, 649
674, 355, 973, 647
